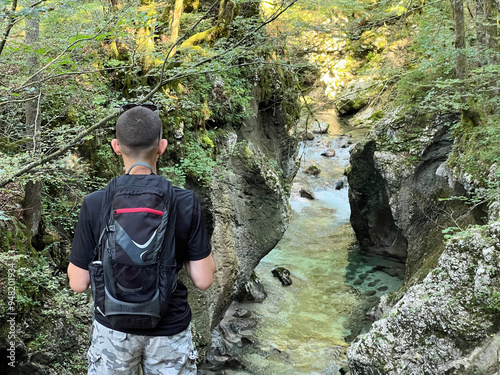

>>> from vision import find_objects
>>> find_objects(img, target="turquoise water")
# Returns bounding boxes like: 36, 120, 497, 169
222, 112, 403, 374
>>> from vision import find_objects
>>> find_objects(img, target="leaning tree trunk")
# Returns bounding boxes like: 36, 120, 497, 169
22, 4, 43, 238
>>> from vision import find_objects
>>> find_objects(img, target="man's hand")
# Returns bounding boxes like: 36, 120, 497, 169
184, 255, 216, 290
67, 262, 91, 293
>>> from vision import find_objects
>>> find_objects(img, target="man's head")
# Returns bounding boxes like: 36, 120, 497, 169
111, 106, 168, 172
115, 106, 162, 157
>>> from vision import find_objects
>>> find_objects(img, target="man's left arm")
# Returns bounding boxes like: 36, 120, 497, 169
185, 254, 216, 291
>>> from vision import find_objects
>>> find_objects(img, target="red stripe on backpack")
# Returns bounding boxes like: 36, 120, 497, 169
113, 208, 164, 216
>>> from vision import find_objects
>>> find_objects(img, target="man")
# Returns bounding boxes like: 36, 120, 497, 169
68, 105, 216, 374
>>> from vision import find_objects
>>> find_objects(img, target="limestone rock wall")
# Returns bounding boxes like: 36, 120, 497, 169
346, 107, 497, 373
348, 112, 484, 282
186, 91, 299, 355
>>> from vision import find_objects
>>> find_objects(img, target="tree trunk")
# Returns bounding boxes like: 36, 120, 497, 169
451, 0, 466, 81
216, 0, 235, 38
23, 4, 43, 238
165, 0, 184, 57
475, 0, 498, 55
170, 0, 184, 43
473, 0, 498, 109
137, 0, 156, 68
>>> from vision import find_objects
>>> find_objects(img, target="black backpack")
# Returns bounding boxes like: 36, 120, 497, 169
88, 162, 177, 330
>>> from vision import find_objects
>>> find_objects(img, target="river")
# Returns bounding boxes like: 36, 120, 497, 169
216, 107, 403, 374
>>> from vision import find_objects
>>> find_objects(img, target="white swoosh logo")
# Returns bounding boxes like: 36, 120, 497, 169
134, 229, 157, 252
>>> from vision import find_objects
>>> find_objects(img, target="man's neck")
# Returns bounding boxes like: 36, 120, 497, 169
123, 159, 157, 175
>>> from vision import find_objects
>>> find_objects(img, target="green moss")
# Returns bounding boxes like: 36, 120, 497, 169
242, 144, 253, 159
180, 27, 215, 47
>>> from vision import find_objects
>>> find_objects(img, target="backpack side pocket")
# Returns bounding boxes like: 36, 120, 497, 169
89, 261, 105, 317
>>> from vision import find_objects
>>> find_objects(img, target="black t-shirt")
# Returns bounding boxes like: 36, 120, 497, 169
69, 181, 211, 336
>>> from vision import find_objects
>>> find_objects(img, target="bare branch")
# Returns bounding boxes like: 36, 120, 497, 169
1, 65, 135, 100
14, 28, 111, 92
0, 111, 118, 187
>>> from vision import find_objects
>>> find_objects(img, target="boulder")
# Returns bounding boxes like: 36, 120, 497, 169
348, 221, 500, 374
237, 271, 267, 302
321, 149, 336, 157
335, 80, 375, 116
302, 131, 315, 140
311, 121, 329, 134
305, 165, 321, 176
300, 188, 315, 200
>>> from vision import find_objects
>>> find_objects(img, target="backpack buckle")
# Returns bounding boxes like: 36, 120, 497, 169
107, 225, 115, 232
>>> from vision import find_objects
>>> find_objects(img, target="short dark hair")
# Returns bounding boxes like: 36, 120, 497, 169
116, 106, 162, 150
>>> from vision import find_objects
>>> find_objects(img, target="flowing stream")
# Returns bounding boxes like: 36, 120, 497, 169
219, 107, 404, 374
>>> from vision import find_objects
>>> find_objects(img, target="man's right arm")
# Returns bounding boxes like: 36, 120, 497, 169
68, 196, 97, 293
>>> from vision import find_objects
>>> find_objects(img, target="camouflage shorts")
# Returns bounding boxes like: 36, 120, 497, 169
87, 321, 198, 375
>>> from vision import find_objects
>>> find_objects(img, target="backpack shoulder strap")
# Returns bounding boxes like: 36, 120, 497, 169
92, 177, 118, 261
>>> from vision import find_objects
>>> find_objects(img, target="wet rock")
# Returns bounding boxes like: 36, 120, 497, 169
272, 267, 293, 286
321, 149, 336, 157
238, 271, 267, 302
219, 318, 256, 346
305, 165, 321, 176
300, 188, 315, 200
334, 179, 345, 190
200, 328, 246, 373
365, 294, 395, 321
229, 318, 258, 334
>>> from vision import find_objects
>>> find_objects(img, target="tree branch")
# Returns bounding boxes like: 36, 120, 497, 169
0, 0, 18, 57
